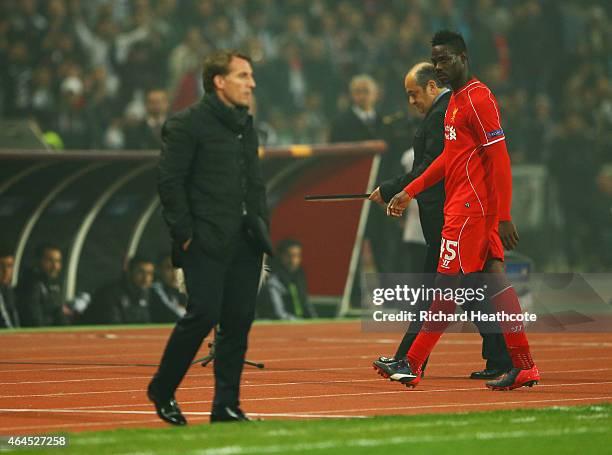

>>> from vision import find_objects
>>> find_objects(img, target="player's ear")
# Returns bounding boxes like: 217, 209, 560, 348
213, 74, 225, 90
427, 80, 436, 95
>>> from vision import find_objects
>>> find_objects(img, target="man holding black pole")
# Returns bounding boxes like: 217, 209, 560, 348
370, 62, 512, 380
148, 49, 271, 425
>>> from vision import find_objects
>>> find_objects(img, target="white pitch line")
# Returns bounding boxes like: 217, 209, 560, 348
3, 338, 610, 364
157, 381, 612, 405
1, 342, 609, 373
3, 369, 612, 401
308, 337, 612, 348
300, 396, 612, 415
3, 381, 612, 405
0, 343, 375, 363
3, 355, 612, 387
0, 378, 387, 399
0, 408, 365, 419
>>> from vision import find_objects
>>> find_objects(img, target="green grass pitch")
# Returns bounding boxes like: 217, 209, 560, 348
7, 403, 611, 454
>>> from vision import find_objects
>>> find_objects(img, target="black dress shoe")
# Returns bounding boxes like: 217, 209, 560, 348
210, 406, 252, 423
147, 383, 187, 426
470, 368, 508, 380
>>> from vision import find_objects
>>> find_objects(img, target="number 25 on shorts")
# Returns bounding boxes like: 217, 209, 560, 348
440, 238, 458, 270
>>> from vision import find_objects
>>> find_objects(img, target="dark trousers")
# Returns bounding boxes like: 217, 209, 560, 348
151, 229, 262, 408
393, 203, 511, 371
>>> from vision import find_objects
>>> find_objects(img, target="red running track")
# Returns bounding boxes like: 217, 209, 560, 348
0, 321, 611, 434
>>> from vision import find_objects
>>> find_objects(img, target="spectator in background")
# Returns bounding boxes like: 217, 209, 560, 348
124, 88, 169, 149
257, 239, 317, 320
149, 254, 187, 323
8, 0, 47, 51
30, 66, 56, 130
16, 243, 69, 327
523, 94, 556, 164
303, 37, 339, 118
0, 0, 610, 272
84, 66, 120, 148
549, 110, 604, 270
263, 40, 307, 115
3, 40, 33, 119
329, 74, 383, 142
328, 74, 389, 279
0, 246, 19, 329
54, 75, 95, 149
168, 26, 208, 110
82, 255, 154, 325
73, 8, 117, 75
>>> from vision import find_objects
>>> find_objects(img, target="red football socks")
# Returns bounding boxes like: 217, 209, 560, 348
406, 296, 455, 372
491, 286, 535, 369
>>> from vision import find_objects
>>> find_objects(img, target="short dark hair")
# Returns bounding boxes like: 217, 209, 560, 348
414, 63, 443, 88
431, 30, 467, 55
202, 49, 251, 93
277, 238, 302, 256
35, 242, 61, 260
127, 255, 154, 272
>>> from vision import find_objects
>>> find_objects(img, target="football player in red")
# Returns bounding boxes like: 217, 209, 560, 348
386, 30, 540, 391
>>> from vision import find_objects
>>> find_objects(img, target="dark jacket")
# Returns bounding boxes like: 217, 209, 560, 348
379, 91, 449, 205
0, 285, 19, 328
16, 268, 66, 327
158, 93, 269, 261
329, 108, 384, 143
82, 277, 151, 325
124, 119, 163, 150
257, 262, 316, 320
149, 281, 186, 323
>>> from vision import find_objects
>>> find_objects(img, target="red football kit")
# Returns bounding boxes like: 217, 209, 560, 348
404, 78, 512, 275
402, 79, 538, 381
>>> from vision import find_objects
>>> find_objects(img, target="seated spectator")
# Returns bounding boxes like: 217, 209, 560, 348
123, 88, 169, 149
16, 243, 69, 327
82, 255, 154, 325
0, 246, 19, 329
257, 239, 317, 320
149, 254, 187, 323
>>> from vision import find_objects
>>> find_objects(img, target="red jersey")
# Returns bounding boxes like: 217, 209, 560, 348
442, 79, 506, 217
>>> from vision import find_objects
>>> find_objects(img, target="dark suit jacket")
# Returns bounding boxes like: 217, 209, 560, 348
15, 268, 66, 327
329, 108, 384, 142
124, 119, 162, 150
0, 285, 19, 328
157, 93, 269, 260
379, 91, 450, 205
82, 277, 151, 325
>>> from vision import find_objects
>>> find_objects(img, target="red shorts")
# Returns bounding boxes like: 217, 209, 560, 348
437, 215, 504, 275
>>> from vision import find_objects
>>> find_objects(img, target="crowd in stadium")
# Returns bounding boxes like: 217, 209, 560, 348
1, 0, 608, 153
1, 0, 611, 274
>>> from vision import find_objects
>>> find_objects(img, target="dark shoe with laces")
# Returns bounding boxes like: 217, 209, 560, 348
470, 367, 509, 380
147, 382, 187, 426
373, 358, 420, 388
372, 356, 403, 379
210, 406, 252, 423
373, 355, 428, 379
